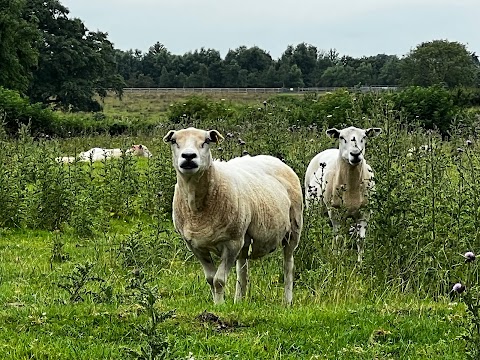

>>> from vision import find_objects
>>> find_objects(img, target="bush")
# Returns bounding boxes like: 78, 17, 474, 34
387, 86, 458, 135
166, 95, 238, 123
0, 86, 57, 135
51, 113, 158, 137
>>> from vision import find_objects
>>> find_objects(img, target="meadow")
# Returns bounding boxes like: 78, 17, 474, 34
1, 90, 480, 359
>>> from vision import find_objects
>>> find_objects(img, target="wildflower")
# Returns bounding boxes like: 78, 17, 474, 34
457, 147, 464, 153
263, 100, 267, 107
466, 140, 473, 146
226, 132, 234, 138
217, 147, 223, 152
242, 150, 249, 156
464, 251, 476, 263
131, 268, 141, 277
238, 139, 246, 146
326, 114, 333, 118
452, 283, 465, 294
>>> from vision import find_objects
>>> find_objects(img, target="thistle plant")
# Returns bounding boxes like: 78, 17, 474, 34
450, 251, 480, 360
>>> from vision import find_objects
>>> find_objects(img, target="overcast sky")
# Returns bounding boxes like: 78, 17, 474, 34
61, 0, 478, 59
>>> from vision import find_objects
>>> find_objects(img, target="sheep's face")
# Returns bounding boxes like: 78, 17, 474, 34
327, 126, 382, 166
126, 144, 152, 158
163, 127, 223, 175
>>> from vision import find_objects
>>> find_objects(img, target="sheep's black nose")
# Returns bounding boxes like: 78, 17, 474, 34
182, 152, 197, 160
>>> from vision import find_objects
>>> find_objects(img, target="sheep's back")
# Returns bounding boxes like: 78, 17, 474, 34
220, 156, 301, 251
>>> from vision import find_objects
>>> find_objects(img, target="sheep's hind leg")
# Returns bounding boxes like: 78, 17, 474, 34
235, 235, 251, 303
283, 236, 296, 306
283, 225, 301, 306
235, 257, 248, 303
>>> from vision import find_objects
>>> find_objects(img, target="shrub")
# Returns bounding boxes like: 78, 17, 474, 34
387, 86, 458, 135
166, 95, 238, 123
0, 86, 57, 135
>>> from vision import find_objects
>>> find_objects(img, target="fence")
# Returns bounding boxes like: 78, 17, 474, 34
122, 86, 398, 94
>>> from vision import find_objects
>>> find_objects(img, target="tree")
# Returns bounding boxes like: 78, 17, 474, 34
0, 0, 39, 92
355, 62, 374, 86
25, 0, 125, 111
115, 49, 144, 86
292, 43, 318, 87
282, 64, 304, 88
401, 40, 478, 88
378, 56, 402, 85
225, 46, 273, 73
279, 43, 318, 87
321, 65, 356, 87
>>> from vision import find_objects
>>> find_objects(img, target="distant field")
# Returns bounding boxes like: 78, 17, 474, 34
101, 90, 283, 117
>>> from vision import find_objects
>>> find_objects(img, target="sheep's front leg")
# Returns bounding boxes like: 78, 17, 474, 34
356, 218, 368, 264
213, 242, 242, 305
190, 247, 217, 298
329, 210, 344, 256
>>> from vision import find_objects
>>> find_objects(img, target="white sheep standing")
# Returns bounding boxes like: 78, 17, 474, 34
305, 126, 381, 263
164, 127, 303, 305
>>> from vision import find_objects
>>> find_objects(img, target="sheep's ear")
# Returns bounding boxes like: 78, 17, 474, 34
326, 128, 340, 139
366, 128, 382, 137
208, 130, 224, 144
163, 130, 176, 143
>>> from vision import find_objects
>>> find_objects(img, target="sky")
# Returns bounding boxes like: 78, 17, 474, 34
61, 0, 478, 59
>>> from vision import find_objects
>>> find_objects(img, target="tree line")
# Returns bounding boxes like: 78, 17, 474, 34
116, 41, 479, 90
0, 0, 479, 112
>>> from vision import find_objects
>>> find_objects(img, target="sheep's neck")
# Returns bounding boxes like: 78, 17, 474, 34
335, 158, 364, 191
337, 159, 363, 190
336, 158, 363, 191
178, 167, 213, 212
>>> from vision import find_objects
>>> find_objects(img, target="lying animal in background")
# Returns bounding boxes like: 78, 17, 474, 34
305, 126, 381, 263
164, 127, 303, 305
125, 144, 153, 158
55, 144, 153, 163
77, 147, 123, 162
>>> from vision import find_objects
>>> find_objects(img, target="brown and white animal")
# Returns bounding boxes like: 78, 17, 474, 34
305, 126, 381, 263
164, 127, 303, 305
125, 144, 152, 158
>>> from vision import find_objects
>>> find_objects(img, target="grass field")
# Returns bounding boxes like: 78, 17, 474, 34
1, 91, 478, 359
